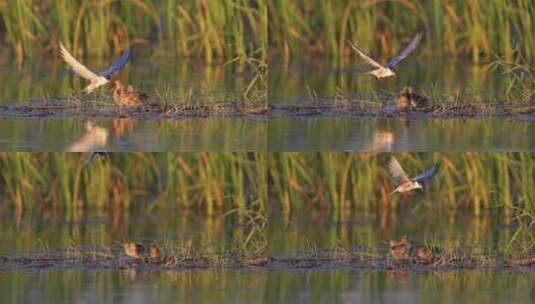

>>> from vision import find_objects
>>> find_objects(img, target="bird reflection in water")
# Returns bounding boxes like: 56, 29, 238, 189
68, 119, 139, 154
67, 121, 108, 152
363, 131, 394, 152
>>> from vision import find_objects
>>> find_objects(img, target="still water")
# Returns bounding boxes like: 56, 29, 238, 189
269, 58, 509, 105
1, 269, 532, 304
269, 117, 535, 152
0, 118, 266, 151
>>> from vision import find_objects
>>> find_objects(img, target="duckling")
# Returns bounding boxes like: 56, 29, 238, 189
123, 243, 145, 260
415, 246, 434, 264
396, 87, 412, 111
149, 243, 160, 259
389, 236, 411, 261
112, 80, 148, 107
396, 86, 429, 111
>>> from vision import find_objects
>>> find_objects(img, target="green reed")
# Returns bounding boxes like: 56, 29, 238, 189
0, 0, 267, 63
0, 153, 265, 218
268, 0, 535, 63
269, 153, 535, 218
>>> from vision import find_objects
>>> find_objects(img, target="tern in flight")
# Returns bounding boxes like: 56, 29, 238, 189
388, 157, 439, 194
348, 32, 422, 79
59, 42, 130, 93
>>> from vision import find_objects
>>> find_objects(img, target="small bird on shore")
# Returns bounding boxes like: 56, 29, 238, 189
388, 157, 439, 194
389, 236, 411, 261
123, 243, 145, 260
112, 80, 148, 107
348, 32, 422, 79
59, 42, 130, 93
415, 246, 434, 264
148, 243, 160, 259
123, 242, 161, 260
396, 86, 429, 111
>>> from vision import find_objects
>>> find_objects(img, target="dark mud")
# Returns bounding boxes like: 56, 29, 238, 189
0, 99, 266, 120
3, 97, 534, 121
269, 99, 535, 120
1, 245, 533, 273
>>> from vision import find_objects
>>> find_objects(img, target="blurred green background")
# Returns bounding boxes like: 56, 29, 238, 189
0, 0, 267, 62
0, 152, 266, 218
268, 0, 534, 63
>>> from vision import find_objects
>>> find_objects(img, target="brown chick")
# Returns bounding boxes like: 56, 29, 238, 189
396, 87, 412, 111
389, 236, 411, 261
112, 80, 147, 107
415, 246, 434, 264
396, 86, 429, 111
123, 243, 145, 260
149, 243, 160, 259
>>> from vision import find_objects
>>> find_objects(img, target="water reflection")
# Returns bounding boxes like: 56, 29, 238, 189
0, 118, 266, 151
0, 211, 249, 255
269, 58, 506, 105
0, 270, 269, 304
263, 270, 534, 304
0, 54, 255, 105
268, 117, 535, 151
67, 121, 109, 152
363, 131, 394, 152
267, 210, 514, 255
0, 269, 532, 303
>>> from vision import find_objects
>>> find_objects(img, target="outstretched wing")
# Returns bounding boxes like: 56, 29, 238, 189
412, 163, 439, 183
347, 40, 385, 69
59, 42, 100, 81
388, 157, 411, 185
100, 49, 130, 78
386, 32, 422, 69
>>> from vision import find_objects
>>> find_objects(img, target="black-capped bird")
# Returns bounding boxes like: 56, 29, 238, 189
348, 32, 422, 79
59, 42, 130, 93
388, 157, 439, 194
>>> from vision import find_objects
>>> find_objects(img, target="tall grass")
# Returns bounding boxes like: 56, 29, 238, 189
269, 153, 535, 218
268, 0, 535, 63
0, 153, 266, 218
0, 0, 267, 63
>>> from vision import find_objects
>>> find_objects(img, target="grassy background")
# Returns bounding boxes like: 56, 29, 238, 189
0, 0, 267, 63
2, 0, 533, 64
0, 153, 266, 218
268, 0, 535, 63
269, 153, 535, 218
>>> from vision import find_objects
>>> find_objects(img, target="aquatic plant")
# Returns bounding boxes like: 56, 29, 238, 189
489, 50, 535, 101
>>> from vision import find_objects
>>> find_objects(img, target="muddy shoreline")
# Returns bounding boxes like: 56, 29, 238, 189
0, 99, 267, 120
1, 246, 533, 273
269, 102, 535, 120
2, 98, 535, 121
